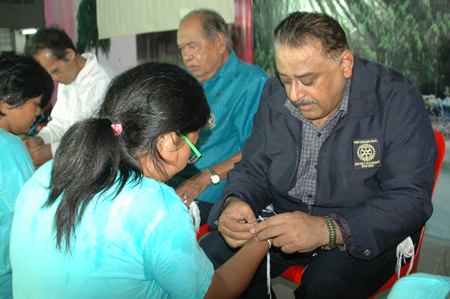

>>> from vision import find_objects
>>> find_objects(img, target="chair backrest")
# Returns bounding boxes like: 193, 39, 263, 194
432, 130, 446, 193
370, 129, 446, 297
411, 130, 446, 270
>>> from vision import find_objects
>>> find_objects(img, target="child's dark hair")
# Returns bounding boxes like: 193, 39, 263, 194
46, 62, 210, 252
26, 27, 77, 60
0, 54, 53, 116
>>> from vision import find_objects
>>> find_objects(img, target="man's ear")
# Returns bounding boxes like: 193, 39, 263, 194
64, 48, 76, 62
340, 50, 354, 78
215, 32, 227, 54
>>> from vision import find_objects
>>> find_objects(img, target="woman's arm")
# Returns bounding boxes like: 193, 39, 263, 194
205, 237, 270, 299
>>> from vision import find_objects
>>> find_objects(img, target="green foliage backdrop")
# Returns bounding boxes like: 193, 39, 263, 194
77, 0, 110, 56
253, 0, 450, 96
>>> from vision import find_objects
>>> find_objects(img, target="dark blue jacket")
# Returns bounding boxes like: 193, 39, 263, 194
208, 58, 436, 260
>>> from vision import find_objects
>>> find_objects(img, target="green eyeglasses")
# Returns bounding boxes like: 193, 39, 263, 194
182, 135, 202, 164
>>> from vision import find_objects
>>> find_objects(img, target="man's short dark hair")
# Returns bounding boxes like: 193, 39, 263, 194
26, 27, 77, 60
181, 9, 232, 50
0, 54, 53, 116
274, 12, 349, 58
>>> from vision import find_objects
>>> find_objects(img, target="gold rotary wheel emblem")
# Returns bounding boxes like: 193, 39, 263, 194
357, 143, 376, 162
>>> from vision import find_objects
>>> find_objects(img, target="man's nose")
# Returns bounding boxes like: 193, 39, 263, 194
289, 80, 306, 101
181, 49, 193, 61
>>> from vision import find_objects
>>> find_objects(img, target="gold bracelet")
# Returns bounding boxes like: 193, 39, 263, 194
321, 215, 336, 250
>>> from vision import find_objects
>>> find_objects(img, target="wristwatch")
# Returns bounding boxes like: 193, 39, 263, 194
208, 168, 220, 184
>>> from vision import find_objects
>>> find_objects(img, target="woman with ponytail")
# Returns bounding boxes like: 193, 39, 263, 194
10, 62, 270, 299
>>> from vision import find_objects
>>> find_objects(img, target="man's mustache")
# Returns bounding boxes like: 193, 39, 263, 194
292, 98, 317, 107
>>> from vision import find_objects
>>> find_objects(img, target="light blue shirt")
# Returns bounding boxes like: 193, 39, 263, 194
0, 128, 34, 299
388, 273, 450, 299
10, 161, 214, 299
196, 51, 267, 204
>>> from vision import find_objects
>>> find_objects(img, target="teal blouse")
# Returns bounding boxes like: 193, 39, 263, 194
11, 161, 214, 299
0, 128, 34, 299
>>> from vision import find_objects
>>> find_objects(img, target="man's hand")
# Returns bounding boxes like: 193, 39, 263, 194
253, 211, 331, 253
23, 136, 44, 150
176, 170, 210, 206
217, 198, 257, 248
28, 144, 52, 167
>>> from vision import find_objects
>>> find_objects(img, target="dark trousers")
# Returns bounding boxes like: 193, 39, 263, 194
200, 231, 397, 299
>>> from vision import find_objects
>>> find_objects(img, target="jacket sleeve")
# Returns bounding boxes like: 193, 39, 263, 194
340, 85, 436, 260
207, 81, 274, 226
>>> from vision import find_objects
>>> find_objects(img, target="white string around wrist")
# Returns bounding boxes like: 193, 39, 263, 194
257, 215, 272, 299
189, 201, 200, 232
266, 243, 272, 299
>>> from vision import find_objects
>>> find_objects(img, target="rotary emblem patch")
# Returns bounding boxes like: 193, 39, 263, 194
353, 139, 381, 169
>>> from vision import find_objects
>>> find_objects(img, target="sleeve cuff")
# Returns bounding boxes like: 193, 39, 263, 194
331, 213, 352, 251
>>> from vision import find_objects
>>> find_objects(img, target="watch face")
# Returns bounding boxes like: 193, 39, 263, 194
211, 174, 220, 184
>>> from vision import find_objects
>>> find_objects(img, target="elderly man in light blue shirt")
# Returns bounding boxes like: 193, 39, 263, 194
174, 9, 267, 222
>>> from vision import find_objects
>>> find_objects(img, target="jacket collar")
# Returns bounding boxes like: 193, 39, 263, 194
346, 58, 378, 118
202, 50, 238, 87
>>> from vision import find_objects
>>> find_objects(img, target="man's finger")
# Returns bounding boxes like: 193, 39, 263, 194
219, 222, 254, 240
280, 243, 298, 254
254, 222, 286, 242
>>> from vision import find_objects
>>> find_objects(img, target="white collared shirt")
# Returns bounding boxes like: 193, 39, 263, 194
38, 53, 115, 155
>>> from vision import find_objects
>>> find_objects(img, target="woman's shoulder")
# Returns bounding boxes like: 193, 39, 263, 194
22, 161, 52, 190
110, 177, 192, 237
129, 178, 181, 209
114, 177, 185, 217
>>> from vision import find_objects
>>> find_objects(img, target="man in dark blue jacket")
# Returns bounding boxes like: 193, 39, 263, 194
201, 12, 436, 299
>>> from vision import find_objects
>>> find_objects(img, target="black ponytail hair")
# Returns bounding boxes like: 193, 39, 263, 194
46, 62, 210, 252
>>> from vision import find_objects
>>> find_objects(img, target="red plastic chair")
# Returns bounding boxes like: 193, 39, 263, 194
196, 223, 211, 240
280, 130, 447, 294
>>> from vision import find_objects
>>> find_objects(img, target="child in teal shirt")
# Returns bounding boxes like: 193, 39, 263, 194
0, 54, 53, 299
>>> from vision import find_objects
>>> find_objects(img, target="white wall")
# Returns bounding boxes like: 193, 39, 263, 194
96, 35, 137, 74
97, 0, 234, 39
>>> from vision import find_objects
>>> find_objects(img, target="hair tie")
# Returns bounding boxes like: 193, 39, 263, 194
111, 123, 123, 136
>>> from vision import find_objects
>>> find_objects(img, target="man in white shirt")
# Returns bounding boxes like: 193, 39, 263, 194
24, 28, 115, 167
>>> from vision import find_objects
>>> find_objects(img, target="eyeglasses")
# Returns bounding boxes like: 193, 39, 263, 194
181, 134, 202, 164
